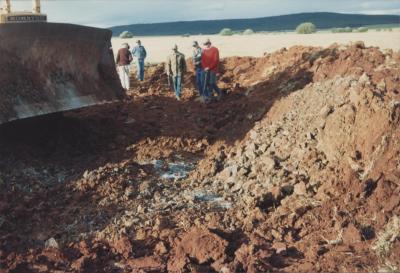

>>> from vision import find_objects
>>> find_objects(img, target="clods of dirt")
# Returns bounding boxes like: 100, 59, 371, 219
1, 42, 399, 272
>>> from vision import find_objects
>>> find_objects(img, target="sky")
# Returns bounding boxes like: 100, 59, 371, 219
8, 0, 400, 28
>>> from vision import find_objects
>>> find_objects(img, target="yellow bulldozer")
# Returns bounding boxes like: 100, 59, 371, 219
0, 0, 124, 125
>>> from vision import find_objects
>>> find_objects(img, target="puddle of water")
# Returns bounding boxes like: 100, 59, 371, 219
152, 159, 195, 181
194, 192, 220, 202
194, 191, 233, 210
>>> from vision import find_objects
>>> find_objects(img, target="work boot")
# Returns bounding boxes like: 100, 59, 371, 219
216, 92, 223, 101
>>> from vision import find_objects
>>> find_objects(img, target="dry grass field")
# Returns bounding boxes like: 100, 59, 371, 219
112, 30, 400, 63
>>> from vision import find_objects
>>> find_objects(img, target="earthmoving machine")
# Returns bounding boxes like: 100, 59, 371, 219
0, 0, 123, 125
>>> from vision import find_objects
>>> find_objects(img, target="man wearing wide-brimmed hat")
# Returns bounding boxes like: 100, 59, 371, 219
165, 45, 187, 101
201, 39, 222, 101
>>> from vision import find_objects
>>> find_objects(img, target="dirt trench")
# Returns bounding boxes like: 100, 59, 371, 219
0, 42, 399, 273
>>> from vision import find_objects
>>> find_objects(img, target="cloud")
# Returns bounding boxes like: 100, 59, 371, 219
6, 0, 400, 27
358, 8, 400, 15
199, 2, 226, 12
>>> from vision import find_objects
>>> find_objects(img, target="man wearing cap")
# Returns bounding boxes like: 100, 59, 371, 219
131, 40, 147, 81
165, 45, 187, 101
201, 39, 222, 100
192, 41, 203, 96
116, 43, 133, 91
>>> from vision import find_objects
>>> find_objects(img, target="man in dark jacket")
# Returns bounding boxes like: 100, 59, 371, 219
116, 43, 133, 91
192, 41, 203, 96
131, 40, 147, 81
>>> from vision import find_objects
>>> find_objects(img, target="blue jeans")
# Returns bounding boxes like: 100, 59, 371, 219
136, 59, 145, 81
203, 70, 221, 98
195, 67, 203, 95
173, 76, 182, 97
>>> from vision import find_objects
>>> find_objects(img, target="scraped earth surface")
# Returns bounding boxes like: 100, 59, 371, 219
1, 42, 400, 273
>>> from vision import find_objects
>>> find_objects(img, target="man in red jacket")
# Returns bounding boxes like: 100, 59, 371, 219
201, 39, 222, 101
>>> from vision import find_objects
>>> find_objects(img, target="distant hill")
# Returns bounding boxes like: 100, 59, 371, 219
110, 12, 400, 36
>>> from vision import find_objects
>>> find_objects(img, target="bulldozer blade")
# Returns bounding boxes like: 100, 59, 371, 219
0, 22, 124, 125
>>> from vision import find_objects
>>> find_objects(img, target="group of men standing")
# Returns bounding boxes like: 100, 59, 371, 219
115, 40, 147, 91
166, 39, 222, 102
194, 39, 222, 101
116, 38, 222, 103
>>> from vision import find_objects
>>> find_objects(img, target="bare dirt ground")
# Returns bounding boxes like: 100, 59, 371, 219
1, 42, 400, 273
112, 31, 400, 63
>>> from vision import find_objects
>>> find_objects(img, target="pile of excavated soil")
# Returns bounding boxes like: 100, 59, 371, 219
0, 42, 399, 273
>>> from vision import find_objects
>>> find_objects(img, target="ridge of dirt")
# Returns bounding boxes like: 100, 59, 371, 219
0, 42, 399, 273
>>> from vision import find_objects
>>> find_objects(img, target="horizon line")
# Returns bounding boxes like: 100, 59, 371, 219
109, 11, 400, 29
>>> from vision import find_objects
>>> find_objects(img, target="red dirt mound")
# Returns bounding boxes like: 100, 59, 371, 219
0, 42, 399, 272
